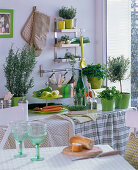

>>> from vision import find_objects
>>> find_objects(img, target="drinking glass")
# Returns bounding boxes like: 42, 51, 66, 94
27, 121, 47, 161
10, 121, 28, 158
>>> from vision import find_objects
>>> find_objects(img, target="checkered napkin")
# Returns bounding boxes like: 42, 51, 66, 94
63, 112, 99, 123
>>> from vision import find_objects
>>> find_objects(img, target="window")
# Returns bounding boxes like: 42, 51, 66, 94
107, 0, 138, 106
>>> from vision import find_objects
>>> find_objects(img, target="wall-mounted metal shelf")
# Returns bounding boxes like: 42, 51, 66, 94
54, 27, 80, 62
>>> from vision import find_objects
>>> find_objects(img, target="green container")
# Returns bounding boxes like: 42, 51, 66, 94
101, 98, 114, 111
64, 19, 73, 29
12, 96, 26, 106
61, 84, 71, 98
115, 93, 130, 109
88, 77, 103, 89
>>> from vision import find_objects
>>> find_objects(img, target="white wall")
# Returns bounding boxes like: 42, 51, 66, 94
0, 0, 96, 104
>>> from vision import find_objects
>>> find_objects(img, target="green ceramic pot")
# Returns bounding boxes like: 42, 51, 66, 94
101, 98, 114, 111
115, 93, 130, 109
12, 96, 26, 106
64, 19, 73, 29
88, 77, 103, 89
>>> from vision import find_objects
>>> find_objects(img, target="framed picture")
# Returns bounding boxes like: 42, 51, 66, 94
0, 9, 13, 38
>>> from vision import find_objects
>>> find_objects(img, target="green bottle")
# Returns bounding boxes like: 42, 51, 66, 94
75, 69, 86, 106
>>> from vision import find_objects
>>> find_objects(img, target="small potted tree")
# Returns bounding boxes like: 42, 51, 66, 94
59, 6, 76, 29
4, 46, 36, 106
98, 86, 120, 111
82, 64, 107, 89
107, 56, 130, 109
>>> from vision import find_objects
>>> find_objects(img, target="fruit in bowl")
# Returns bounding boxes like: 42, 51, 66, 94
51, 90, 59, 98
41, 91, 48, 97
33, 87, 61, 99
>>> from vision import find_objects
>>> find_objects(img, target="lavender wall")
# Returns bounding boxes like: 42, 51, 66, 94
0, 0, 96, 104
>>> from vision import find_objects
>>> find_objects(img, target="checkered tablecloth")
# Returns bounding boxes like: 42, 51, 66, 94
73, 110, 130, 155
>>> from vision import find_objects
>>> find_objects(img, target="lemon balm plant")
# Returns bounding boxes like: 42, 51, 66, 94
98, 86, 120, 111
82, 64, 107, 89
4, 46, 36, 106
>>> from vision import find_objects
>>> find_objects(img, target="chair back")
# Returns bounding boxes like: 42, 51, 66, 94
125, 110, 138, 128
0, 106, 26, 149
0, 106, 26, 126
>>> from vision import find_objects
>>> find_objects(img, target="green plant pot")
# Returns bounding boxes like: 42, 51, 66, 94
12, 96, 26, 106
64, 19, 73, 29
88, 77, 103, 89
101, 98, 114, 111
115, 93, 130, 109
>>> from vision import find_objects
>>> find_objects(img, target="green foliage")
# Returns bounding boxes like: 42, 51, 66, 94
64, 52, 77, 77
59, 6, 77, 19
67, 105, 87, 111
107, 56, 130, 93
82, 64, 107, 80
97, 86, 120, 100
61, 35, 70, 41
4, 46, 36, 97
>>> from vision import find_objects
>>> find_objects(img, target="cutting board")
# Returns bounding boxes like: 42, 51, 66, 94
62, 146, 102, 157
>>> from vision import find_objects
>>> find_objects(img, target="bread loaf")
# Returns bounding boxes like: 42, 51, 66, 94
71, 143, 83, 152
70, 136, 94, 150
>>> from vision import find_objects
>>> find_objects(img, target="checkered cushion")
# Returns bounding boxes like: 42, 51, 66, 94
124, 132, 138, 169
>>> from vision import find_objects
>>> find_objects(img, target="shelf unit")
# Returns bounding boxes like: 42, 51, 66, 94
54, 28, 81, 63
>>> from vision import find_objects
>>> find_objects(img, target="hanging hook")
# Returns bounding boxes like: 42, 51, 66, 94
49, 72, 55, 79
64, 71, 68, 76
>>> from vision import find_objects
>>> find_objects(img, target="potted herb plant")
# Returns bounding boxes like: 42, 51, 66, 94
107, 56, 130, 109
59, 6, 77, 29
4, 46, 36, 106
82, 64, 107, 89
98, 86, 120, 111
61, 35, 70, 44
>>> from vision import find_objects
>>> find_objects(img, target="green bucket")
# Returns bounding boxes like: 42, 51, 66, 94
88, 77, 103, 89
12, 96, 26, 106
115, 93, 130, 109
101, 98, 114, 111
64, 19, 73, 29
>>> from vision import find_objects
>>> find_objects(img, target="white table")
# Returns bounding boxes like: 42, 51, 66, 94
0, 145, 135, 170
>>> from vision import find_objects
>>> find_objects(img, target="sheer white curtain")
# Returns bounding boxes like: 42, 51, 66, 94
107, 0, 131, 93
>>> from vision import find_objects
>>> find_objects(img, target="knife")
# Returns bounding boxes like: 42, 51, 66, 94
72, 150, 120, 161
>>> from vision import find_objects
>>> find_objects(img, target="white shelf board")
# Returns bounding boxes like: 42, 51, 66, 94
61, 44, 80, 48
55, 29, 81, 33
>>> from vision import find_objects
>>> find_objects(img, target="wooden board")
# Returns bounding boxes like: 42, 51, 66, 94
62, 146, 102, 157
